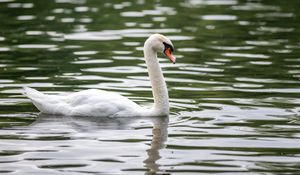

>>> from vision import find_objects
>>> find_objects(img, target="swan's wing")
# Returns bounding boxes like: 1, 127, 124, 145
66, 89, 141, 117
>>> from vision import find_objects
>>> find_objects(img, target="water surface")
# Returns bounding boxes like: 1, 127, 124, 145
0, 0, 300, 174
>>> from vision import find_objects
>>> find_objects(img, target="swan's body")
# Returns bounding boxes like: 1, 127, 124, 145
23, 87, 143, 117
23, 34, 176, 117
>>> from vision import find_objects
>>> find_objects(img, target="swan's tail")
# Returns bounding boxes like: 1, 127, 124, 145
23, 87, 50, 113
23, 87, 45, 98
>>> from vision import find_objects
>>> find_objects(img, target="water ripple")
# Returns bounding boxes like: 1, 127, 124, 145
201, 15, 237, 21
222, 53, 270, 59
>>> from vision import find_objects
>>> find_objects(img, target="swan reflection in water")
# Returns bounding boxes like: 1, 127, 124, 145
28, 113, 169, 174
144, 116, 168, 175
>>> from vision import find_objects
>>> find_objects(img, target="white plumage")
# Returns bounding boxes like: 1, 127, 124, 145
23, 87, 141, 117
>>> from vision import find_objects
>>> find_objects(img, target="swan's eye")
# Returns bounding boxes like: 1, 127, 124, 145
163, 42, 176, 64
163, 42, 174, 53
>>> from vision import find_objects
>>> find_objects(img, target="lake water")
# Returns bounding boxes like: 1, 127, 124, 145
1, 0, 300, 174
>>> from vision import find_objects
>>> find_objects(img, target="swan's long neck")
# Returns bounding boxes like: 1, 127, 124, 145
144, 40, 169, 116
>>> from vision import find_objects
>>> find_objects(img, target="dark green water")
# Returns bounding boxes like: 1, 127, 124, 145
0, 0, 300, 174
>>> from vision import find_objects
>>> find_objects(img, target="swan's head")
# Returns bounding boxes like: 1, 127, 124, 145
145, 33, 176, 64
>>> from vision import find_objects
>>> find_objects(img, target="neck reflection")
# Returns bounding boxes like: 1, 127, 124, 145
144, 116, 169, 174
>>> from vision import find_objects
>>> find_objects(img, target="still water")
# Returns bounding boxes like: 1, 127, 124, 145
1, 0, 300, 174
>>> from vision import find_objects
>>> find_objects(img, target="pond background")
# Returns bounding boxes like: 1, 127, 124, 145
1, 0, 300, 174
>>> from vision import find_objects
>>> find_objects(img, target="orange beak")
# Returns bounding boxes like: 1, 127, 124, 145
164, 48, 176, 64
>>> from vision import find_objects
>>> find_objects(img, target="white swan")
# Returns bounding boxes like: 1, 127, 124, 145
23, 34, 176, 117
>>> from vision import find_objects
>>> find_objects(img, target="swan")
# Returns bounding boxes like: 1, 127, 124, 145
23, 34, 176, 117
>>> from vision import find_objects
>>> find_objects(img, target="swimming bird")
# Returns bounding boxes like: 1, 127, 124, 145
23, 34, 176, 117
